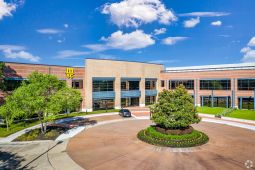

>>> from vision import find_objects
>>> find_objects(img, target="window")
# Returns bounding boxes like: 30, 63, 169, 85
238, 97, 254, 110
4, 79, 23, 91
161, 80, 165, 87
93, 99, 114, 110
201, 96, 231, 108
238, 79, 255, 90
145, 96, 156, 105
200, 80, 231, 90
169, 80, 194, 90
121, 81, 127, 91
145, 80, 156, 90
129, 81, 139, 90
93, 80, 114, 92
72, 80, 83, 89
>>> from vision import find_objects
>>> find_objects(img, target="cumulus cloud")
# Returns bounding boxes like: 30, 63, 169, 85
248, 37, 255, 47
84, 30, 155, 51
0, 0, 16, 20
101, 0, 176, 27
179, 12, 230, 17
37, 28, 64, 34
242, 50, 255, 63
162, 37, 188, 45
211, 20, 222, 26
183, 17, 200, 28
154, 28, 167, 35
241, 37, 255, 62
56, 50, 91, 58
0, 44, 40, 62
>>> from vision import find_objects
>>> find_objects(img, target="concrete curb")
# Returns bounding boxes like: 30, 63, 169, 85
0, 112, 119, 143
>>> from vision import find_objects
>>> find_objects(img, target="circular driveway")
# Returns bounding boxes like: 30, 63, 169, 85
67, 119, 255, 170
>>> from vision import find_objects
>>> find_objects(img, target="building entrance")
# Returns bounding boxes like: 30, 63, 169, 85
121, 97, 139, 107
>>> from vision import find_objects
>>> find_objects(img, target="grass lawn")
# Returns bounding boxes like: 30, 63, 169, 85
0, 109, 119, 138
228, 110, 255, 120
196, 107, 227, 115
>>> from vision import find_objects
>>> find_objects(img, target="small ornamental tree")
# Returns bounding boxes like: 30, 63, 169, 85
151, 85, 201, 130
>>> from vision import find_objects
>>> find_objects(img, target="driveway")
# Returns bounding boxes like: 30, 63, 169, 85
67, 119, 255, 170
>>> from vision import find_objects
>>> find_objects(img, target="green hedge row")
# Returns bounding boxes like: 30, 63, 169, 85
137, 126, 209, 148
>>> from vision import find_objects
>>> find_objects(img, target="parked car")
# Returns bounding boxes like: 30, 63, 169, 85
119, 109, 132, 117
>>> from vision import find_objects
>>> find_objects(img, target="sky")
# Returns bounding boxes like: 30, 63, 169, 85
0, 0, 255, 67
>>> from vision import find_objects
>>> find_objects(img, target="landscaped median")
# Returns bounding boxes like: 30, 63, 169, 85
0, 109, 119, 138
197, 106, 255, 121
137, 126, 209, 148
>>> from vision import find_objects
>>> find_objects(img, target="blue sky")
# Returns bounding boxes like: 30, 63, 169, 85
0, 0, 255, 67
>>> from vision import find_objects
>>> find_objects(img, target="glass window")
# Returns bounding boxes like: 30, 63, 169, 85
72, 80, 83, 89
161, 80, 165, 87
200, 80, 231, 90
121, 81, 127, 91
145, 96, 156, 105
93, 80, 114, 92
93, 99, 114, 110
238, 97, 254, 110
145, 80, 156, 90
201, 96, 231, 108
238, 79, 255, 90
169, 80, 194, 90
4, 80, 22, 91
129, 81, 139, 90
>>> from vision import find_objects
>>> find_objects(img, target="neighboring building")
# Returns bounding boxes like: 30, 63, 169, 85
1, 59, 255, 111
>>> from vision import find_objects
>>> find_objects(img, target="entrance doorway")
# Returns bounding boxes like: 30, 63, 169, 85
121, 97, 139, 107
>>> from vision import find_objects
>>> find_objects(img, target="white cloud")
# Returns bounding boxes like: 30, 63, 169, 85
37, 28, 63, 34
242, 50, 255, 63
149, 59, 178, 64
2, 49, 40, 62
240, 37, 255, 62
0, 44, 40, 62
83, 44, 108, 52
64, 24, 69, 28
56, 50, 91, 58
240, 47, 251, 53
162, 37, 188, 45
101, 0, 176, 27
154, 28, 167, 35
179, 12, 230, 17
85, 30, 155, 51
211, 20, 222, 26
97, 54, 116, 60
0, 0, 16, 20
183, 17, 200, 28
0, 44, 25, 51
248, 37, 255, 47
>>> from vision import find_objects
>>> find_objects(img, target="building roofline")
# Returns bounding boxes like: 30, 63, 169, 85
85, 58, 164, 66
164, 63, 255, 73
0, 61, 85, 68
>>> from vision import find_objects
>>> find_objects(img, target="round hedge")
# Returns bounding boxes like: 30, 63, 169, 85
137, 126, 209, 148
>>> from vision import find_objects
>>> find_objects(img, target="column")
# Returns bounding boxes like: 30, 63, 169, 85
140, 78, 145, 107
115, 77, 121, 109
85, 76, 93, 112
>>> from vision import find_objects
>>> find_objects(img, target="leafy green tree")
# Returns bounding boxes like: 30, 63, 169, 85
151, 85, 200, 129
48, 87, 82, 115
0, 95, 22, 131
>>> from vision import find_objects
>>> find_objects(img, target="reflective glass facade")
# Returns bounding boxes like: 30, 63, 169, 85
200, 80, 231, 90
238, 79, 255, 90
93, 80, 114, 92
169, 80, 194, 90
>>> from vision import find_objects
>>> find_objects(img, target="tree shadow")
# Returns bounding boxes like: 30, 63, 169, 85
0, 150, 31, 170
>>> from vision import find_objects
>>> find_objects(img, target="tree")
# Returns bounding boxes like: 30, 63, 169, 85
151, 85, 200, 129
0, 95, 22, 131
48, 87, 82, 115
0, 62, 5, 91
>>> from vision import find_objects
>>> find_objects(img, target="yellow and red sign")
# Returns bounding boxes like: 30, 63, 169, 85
66, 68, 74, 79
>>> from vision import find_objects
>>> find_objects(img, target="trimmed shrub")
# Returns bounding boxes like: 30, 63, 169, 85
137, 126, 209, 148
